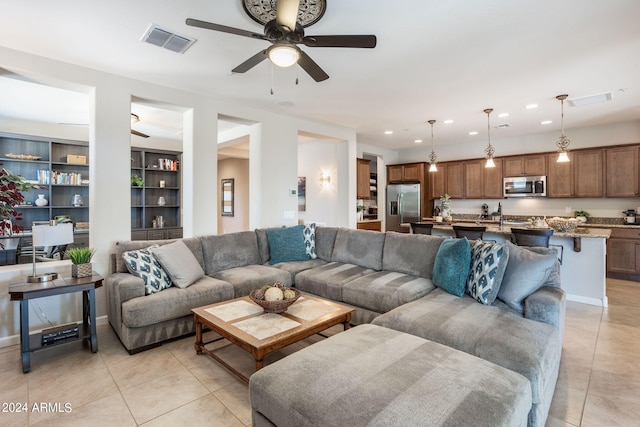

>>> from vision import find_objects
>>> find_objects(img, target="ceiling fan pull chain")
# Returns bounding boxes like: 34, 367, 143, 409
270, 63, 275, 95
296, 64, 299, 85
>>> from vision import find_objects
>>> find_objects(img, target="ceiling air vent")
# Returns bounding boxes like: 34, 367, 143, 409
141, 24, 196, 54
495, 123, 511, 128
568, 92, 612, 107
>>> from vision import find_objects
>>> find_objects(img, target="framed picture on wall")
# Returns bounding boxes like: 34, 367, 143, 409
298, 177, 306, 211
222, 178, 234, 216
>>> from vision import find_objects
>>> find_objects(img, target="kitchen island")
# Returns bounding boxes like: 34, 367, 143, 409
409, 221, 611, 307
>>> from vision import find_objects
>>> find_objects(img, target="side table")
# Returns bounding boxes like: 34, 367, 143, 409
9, 273, 103, 373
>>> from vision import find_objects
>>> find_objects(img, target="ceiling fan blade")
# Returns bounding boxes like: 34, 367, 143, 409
298, 50, 329, 82
131, 129, 149, 138
303, 35, 377, 48
276, 0, 300, 32
232, 50, 268, 73
186, 18, 267, 41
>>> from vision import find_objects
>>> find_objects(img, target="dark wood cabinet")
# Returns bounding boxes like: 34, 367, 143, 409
357, 220, 382, 231
483, 158, 504, 198
503, 154, 546, 176
607, 228, 640, 280
428, 165, 446, 200
606, 146, 639, 197
547, 149, 603, 198
356, 158, 371, 200
387, 162, 424, 183
445, 161, 464, 199
464, 160, 483, 199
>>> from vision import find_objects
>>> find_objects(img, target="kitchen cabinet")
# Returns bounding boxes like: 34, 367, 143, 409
445, 161, 464, 199
606, 145, 639, 197
356, 158, 371, 200
463, 159, 503, 199
607, 228, 640, 280
503, 154, 546, 176
131, 148, 182, 240
357, 220, 382, 232
387, 162, 424, 183
428, 164, 446, 200
547, 149, 603, 198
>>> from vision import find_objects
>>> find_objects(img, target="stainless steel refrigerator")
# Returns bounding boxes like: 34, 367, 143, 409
386, 183, 420, 232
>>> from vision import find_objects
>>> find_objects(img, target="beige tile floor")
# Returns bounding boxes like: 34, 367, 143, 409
0, 278, 637, 426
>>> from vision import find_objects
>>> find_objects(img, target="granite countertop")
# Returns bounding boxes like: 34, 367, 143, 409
420, 222, 612, 239
357, 219, 382, 223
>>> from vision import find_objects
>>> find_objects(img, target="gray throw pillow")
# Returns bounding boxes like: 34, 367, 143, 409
151, 240, 204, 288
466, 240, 509, 305
498, 241, 558, 313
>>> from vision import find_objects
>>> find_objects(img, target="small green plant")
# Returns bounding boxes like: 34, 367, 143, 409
574, 210, 590, 218
356, 205, 366, 212
131, 175, 144, 187
65, 247, 95, 264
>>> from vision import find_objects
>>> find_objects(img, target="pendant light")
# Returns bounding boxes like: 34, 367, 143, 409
484, 108, 496, 168
427, 119, 438, 172
555, 94, 571, 162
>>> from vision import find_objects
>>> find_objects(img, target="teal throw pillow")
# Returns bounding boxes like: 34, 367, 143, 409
266, 225, 308, 264
432, 237, 471, 297
466, 240, 509, 305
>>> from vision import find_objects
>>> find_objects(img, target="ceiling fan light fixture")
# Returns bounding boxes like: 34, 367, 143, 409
267, 43, 300, 67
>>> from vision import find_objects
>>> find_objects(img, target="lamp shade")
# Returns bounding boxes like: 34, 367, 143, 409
267, 43, 300, 67
32, 222, 74, 247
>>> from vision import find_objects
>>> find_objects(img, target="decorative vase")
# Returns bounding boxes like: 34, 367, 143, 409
157, 196, 166, 206
72, 263, 93, 278
576, 216, 587, 223
35, 194, 48, 207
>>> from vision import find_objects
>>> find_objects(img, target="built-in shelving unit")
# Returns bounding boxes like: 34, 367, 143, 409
131, 148, 182, 240
0, 132, 90, 264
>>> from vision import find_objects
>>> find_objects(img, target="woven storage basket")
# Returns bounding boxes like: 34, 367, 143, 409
249, 288, 300, 313
72, 263, 93, 278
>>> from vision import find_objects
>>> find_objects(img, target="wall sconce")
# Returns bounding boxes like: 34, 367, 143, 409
320, 174, 331, 188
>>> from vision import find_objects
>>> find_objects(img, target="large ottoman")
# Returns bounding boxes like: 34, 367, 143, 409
249, 324, 532, 427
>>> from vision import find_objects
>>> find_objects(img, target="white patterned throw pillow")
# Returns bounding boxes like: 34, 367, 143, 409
122, 245, 173, 295
466, 240, 509, 305
303, 223, 317, 259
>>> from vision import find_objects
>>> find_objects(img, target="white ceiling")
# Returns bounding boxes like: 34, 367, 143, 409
0, 0, 639, 150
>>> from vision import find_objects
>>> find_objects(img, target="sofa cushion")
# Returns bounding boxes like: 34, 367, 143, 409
294, 262, 375, 302
211, 264, 291, 297
122, 246, 172, 295
331, 228, 385, 271
115, 238, 204, 274
314, 226, 338, 261
498, 241, 559, 313
342, 271, 435, 313
250, 324, 532, 427
270, 259, 328, 283
266, 225, 308, 264
381, 232, 445, 278
466, 240, 509, 304
372, 287, 561, 407
432, 237, 471, 297
201, 231, 262, 275
151, 240, 204, 288
121, 276, 234, 328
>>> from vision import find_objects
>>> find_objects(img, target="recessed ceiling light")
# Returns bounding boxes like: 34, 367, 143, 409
444, 119, 454, 124
541, 120, 553, 125
414, 139, 423, 143
498, 113, 509, 118
468, 131, 478, 136
384, 130, 393, 135
525, 104, 538, 110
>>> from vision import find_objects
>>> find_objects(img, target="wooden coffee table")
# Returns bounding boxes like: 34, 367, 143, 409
192, 294, 354, 383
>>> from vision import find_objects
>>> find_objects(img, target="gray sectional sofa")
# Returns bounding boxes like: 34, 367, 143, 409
106, 226, 565, 427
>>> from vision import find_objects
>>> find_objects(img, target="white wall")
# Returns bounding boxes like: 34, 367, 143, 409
298, 140, 339, 226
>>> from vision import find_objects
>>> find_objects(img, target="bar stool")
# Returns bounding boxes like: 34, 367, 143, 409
510, 228, 554, 248
452, 225, 486, 241
410, 223, 434, 235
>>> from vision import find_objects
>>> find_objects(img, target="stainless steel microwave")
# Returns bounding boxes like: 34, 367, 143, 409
503, 176, 547, 197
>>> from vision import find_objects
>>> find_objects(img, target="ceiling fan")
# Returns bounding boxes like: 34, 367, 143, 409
130, 113, 149, 138
186, 0, 376, 82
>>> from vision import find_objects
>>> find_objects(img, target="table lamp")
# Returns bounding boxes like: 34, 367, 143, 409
27, 220, 74, 283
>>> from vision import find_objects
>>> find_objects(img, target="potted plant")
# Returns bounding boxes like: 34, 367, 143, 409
0, 166, 36, 245
356, 204, 366, 222
66, 247, 95, 278
574, 209, 590, 223
131, 175, 144, 187
439, 194, 452, 221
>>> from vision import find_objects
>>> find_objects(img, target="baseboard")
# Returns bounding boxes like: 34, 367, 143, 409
0, 315, 109, 349
566, 294, 608, 308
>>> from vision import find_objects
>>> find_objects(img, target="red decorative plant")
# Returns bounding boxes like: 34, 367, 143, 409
0, 166, 35, 236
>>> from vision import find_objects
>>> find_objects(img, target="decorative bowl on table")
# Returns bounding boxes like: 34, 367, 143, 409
249, 284, 300, 313
545, 218, 580, 232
